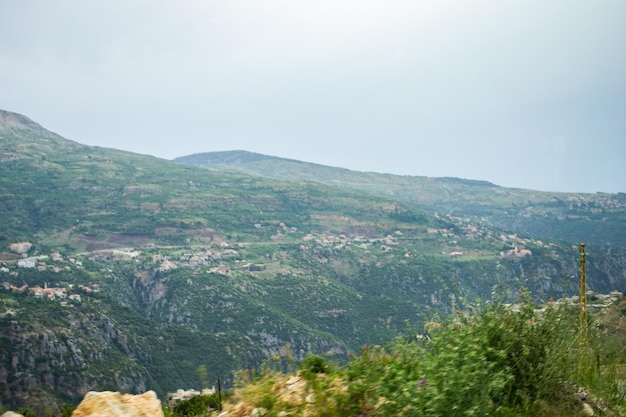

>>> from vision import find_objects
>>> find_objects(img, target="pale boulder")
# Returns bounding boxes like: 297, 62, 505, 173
581, 402, 595, 417
72, 390, 163, 417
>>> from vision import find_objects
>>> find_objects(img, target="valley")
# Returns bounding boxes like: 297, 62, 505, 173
0, 109, 624, 413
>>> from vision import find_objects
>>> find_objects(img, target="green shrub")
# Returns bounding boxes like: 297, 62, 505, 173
342, 297, 577, 416
60, 403, 74, 417
17, 407, 36, 417
172, 394, 223, 417
299, 355, 330, 378
222, 294, 625, 417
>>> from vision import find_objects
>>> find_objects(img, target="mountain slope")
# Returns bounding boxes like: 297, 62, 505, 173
0, 110, 625, 412
176, 150, 626, 247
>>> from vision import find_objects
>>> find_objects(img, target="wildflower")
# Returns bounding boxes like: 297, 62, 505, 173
418, 378, 426, 388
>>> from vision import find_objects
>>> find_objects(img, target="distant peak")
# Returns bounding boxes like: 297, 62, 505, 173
0, 109, 85, 159
175, 150, 282, 165
0, 109, 42, 132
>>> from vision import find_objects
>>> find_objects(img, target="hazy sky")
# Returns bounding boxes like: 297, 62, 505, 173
1, 1, 625, 193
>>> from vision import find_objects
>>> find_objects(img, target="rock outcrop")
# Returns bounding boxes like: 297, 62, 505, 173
72, 390, 163, 417
0, 310, 151, 411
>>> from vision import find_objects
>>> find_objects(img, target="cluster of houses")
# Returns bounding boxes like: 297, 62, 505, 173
14, 257, 80, 271
438, 216, 554, 258
167, 388, 216, 408
507, 290, 625, 316
2, 242, 84, 272
152, 247, 240, 274
567, 290, 624, 311
0, 282, 100, 302
560, 194, 626, 213
499, 246, 533, 258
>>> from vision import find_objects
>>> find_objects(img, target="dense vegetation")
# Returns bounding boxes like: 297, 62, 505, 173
206, 296, 626, 417
15, 296, 626, 416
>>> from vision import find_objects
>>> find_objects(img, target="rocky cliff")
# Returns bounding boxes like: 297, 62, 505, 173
0, 304, 152, 413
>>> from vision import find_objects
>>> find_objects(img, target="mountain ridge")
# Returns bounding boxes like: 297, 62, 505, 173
176, 149, 499, 188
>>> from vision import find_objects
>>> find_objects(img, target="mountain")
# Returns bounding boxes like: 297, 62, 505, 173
176, 150, 626, 247
0, 110, 625, 413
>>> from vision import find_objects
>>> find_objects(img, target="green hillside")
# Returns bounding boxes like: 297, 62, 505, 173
0, 110, 625, 414
176, 150, 626, 247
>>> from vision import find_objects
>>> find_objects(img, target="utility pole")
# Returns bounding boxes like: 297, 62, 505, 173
578, 243, 588, 376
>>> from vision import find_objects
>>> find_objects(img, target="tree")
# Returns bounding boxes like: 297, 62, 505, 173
60, 402, 74, 417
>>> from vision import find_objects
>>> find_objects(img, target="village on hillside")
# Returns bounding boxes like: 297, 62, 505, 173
1, 228, 622, 311
1, 211, 555, 276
